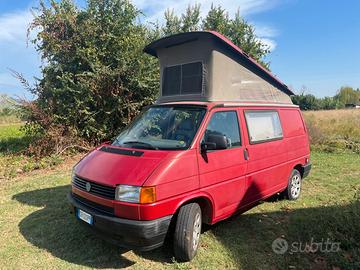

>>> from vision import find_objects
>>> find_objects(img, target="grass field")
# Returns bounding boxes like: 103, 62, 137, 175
0, 151, 359, 269
0, 123, 62, 179
0, 111, 359, 269
303, 109, 360, 153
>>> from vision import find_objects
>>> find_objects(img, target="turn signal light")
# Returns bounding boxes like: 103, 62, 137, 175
140, 186, 156, 204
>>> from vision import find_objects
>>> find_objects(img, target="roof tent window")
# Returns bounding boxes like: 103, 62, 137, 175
181, 62, 202, 94
163, 62, 203, 96
163, 65, 181, 96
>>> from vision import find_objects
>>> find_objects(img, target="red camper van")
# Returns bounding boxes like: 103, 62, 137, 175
68, 31, 311, 261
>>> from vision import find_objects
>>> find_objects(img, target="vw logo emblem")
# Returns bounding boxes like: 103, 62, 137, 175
85, 182, 91, 192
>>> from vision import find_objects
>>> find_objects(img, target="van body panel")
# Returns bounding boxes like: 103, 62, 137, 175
241, 108, 288, 204
138, 191, 215, 221
143, 149, 199, 187
279, 108, 310, 161
196, 107, 247, 220
75, 146, 170, 187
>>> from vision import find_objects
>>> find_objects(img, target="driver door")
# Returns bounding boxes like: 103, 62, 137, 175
197, 108, 247, 220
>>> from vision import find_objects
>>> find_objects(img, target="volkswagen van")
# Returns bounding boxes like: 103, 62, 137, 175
68, 31, 311, 261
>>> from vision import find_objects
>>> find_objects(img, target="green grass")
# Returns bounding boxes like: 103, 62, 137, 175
0, 151, 359, 269
0, 123, 63, 179
0, 123, 30, 153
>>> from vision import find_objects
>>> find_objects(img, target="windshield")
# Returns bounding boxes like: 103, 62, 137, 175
112, 105, 206, 150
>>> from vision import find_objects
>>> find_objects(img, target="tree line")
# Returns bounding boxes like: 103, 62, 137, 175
292, 87, 360, 110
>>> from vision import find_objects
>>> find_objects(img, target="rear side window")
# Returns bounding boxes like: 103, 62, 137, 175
163, 62, 203, 96
203, 111, 241, 148
245, 111, 283, 144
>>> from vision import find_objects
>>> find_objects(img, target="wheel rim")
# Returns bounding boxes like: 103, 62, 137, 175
192, 212, 201, 251
290, 174, 301, 198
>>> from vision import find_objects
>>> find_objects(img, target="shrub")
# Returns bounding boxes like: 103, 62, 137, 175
20, 0, 160, 155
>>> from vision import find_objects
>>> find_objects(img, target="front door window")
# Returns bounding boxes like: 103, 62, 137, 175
202, 111, 241, 149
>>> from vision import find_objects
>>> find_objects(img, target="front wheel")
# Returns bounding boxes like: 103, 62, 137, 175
173, 203, 202, 262
284, 169, 302, 200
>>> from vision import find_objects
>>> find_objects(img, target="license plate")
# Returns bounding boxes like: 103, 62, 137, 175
77, 208, 93, 225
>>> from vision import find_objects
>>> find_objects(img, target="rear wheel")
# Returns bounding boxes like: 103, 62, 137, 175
173, 203, 202, 262
284, 169, 302, 200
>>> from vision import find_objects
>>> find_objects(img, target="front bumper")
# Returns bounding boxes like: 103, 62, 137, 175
67, 192, 172, 251
302, 163, 312, 179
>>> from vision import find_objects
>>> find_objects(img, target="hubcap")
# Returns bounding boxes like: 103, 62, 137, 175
192, 213, 201, 251
290, 174, 301, 198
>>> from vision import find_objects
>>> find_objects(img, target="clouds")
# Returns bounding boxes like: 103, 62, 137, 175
0, 9, 40, 96
134, 0, 279, 51
135, 0, 278, 22
0, 10, 33, 43
254, 24, 279, 51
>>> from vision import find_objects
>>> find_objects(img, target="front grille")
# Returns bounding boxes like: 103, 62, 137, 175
72, 193, 114, 216
72, 175, 115, 200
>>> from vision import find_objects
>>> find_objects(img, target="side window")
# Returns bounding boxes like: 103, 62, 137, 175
203, 111, 241, 148
245, 110, 283, 144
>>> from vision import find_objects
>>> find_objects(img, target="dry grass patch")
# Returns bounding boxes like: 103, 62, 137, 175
303, 109, 360, 153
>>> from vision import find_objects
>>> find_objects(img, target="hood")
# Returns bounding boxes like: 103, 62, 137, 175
74, 145, 170, 187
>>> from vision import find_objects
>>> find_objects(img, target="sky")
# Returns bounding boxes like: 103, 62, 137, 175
0, 0, 359, 98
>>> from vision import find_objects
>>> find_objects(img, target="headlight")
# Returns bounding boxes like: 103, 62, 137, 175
115, 185, 140, 203
115, 185, 156, 204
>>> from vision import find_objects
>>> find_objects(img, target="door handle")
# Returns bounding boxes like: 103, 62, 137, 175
244, 148, 249, 160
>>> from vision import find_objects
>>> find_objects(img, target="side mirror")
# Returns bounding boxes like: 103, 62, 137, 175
201, 142, 217, 152
201, 134, 228, 152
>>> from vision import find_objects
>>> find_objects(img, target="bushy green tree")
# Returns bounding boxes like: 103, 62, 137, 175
23, 0, 159, 149
334, 86, 360, 106
319, 96, 339, 110
292, 94, 320, 110
202, 4, 230, 34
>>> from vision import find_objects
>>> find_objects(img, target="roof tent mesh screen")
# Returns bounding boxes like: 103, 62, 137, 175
163, 65, 181, 96
163, 62, 203, 96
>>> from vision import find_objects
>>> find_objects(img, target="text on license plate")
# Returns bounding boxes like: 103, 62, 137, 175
77, 208, 93, 225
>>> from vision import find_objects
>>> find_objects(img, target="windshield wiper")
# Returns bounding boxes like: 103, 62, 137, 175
122, 141, 157, 150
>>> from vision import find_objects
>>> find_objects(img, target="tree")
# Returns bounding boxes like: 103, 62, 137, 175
181, 4, 201, 32
292, 94, 320, 110
334, 86, 360, 106
163, 4, 270, 69
22, 0, 159, 153
202, 4, 230, 35
163, 9, 181, 35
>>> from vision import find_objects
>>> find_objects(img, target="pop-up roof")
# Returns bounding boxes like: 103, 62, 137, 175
144, 31, 294, 104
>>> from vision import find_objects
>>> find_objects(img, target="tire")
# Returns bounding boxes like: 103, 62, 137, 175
284, 169, 302, 200
173, 203, 202, 262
